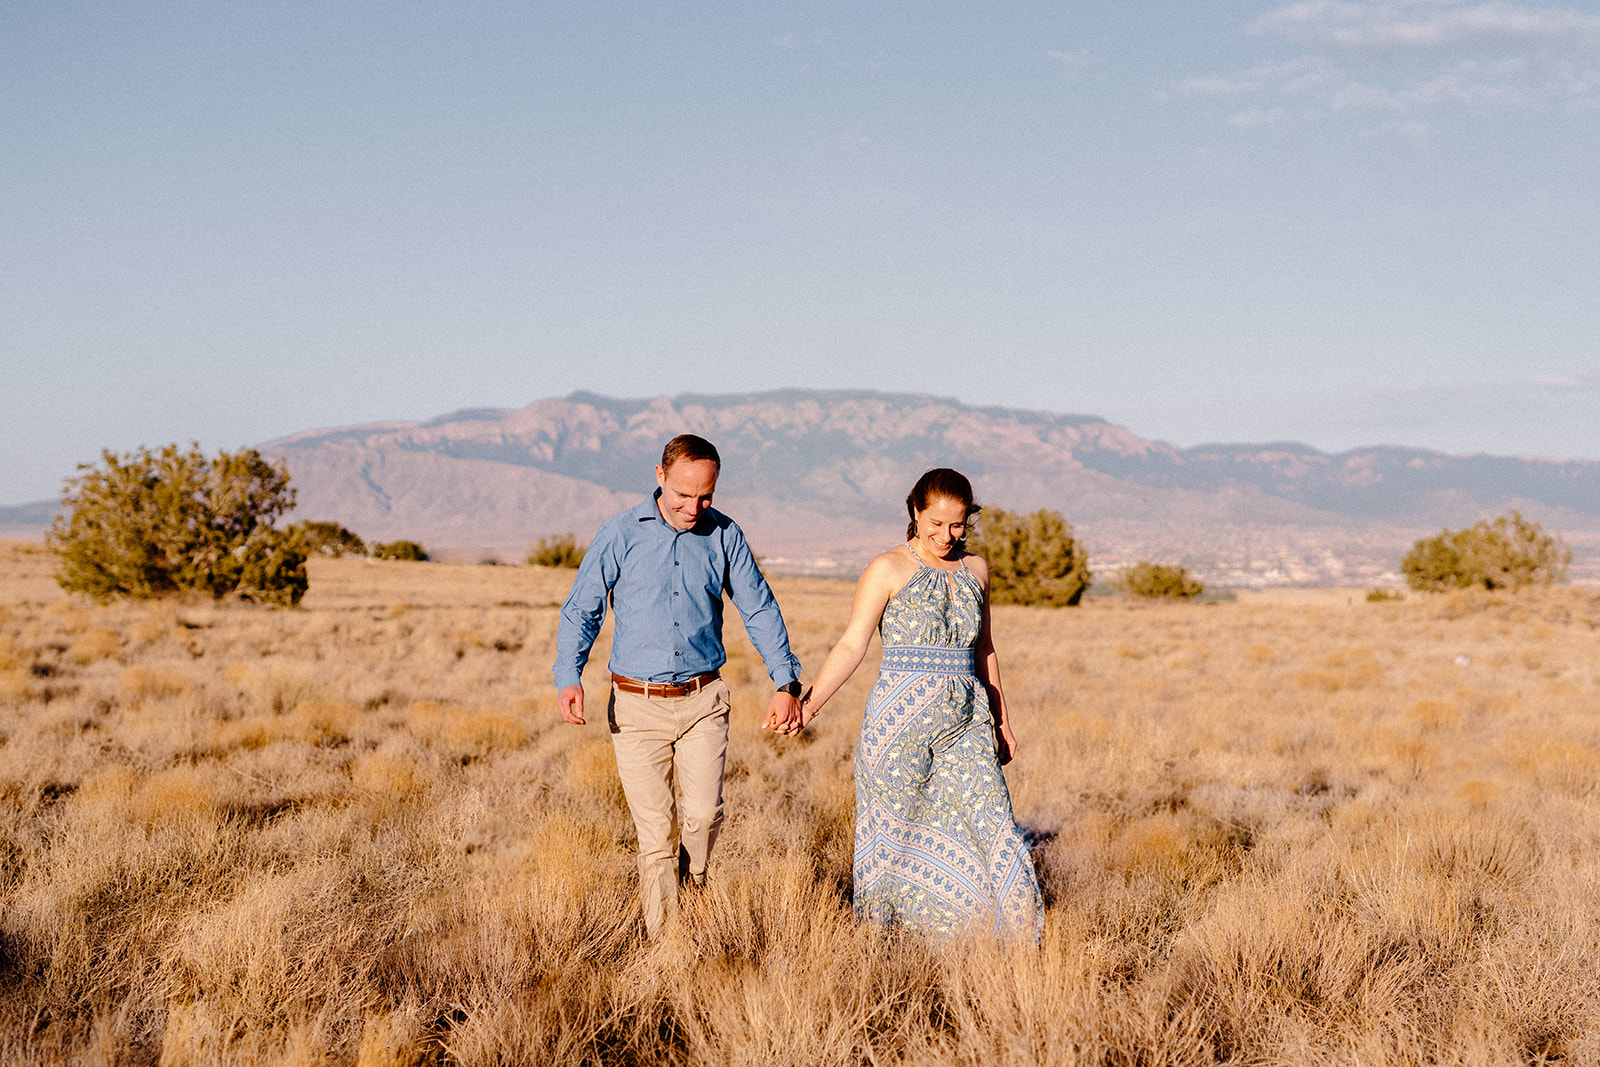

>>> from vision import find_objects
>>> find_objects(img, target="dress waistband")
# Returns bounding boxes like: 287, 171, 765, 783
879, 645, 977, 675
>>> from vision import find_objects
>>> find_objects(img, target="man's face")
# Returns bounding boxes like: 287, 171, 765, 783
655, 458, 719, 531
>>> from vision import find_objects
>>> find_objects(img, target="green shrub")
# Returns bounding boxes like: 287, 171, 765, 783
1366, 588, 1404, 602
1121, 561, 1204, 600
967, 508, 1091, 607
527, 534, 586, 569
48, 443, 308, 606
372, 541, 428, 562
1401, 511, 1569, 592
291, 520, 367, 558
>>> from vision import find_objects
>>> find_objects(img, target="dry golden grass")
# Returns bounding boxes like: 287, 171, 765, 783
1, 540, 1599, 1064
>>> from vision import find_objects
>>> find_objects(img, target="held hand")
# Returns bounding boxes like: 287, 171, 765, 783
762, 691, 803, 735
798, 687, 819, 728
995, 720, 1018, 765
558, 685, 586, 725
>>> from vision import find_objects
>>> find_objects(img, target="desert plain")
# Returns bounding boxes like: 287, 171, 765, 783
1, 539, 1598, 1065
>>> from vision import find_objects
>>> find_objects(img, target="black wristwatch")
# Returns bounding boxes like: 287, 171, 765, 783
777, 680, 803, 698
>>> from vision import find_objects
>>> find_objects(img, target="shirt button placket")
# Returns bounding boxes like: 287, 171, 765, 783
671, 539, 682, 672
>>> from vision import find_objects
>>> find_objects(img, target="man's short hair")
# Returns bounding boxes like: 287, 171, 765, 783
660, 434, 721, 471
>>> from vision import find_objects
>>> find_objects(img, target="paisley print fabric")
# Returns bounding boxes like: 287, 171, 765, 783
853, 553, 1045, 940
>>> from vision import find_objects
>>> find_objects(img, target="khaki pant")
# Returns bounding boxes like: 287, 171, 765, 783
607, 679, 731, 938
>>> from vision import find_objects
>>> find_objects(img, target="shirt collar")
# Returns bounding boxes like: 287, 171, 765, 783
637, 488, 711, 533
633, 491, 666, 524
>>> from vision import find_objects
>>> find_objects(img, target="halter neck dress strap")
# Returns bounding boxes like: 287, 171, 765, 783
907, 541, 971, 573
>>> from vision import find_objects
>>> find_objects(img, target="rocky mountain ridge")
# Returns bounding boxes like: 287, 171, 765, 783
10, 390, 1598, 584
268, 389, 1600, 519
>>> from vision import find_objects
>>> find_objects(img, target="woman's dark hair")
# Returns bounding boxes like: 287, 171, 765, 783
905, 468, 980, 543
660, 434, 721, 471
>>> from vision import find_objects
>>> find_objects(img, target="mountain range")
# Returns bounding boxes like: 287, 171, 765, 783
9, 390, 1598, 584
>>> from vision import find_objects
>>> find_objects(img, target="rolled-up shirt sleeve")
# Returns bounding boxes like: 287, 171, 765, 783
553, 525, 621, 690
722, 523, 801, 688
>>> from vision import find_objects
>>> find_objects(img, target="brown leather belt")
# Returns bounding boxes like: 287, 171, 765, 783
610, 670, 720, 698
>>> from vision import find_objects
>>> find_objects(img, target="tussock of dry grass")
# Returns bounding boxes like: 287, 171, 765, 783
1, 541, 1599, 1063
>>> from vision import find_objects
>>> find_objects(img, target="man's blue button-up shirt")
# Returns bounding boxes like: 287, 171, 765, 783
553, 492, 801, 691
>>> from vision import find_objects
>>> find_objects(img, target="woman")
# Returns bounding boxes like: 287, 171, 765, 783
800, 469, 1044, 939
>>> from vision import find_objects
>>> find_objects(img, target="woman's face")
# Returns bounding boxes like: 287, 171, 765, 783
914, 495, 968, 559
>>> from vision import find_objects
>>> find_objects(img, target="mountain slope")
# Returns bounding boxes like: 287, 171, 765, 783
268, 389, 1600, 528
10, 390, 1596, 584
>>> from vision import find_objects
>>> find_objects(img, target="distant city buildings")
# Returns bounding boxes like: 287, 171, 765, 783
766, 528, 1599, 589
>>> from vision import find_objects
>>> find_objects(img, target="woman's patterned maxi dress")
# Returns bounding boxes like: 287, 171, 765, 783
853, 551, 1045, 939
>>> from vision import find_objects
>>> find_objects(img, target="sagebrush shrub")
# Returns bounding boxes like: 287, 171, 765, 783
968, 507, 1091, 607
291, 521, 367, 558
371, 541, 428, 562
527, 534, 586, 569
1401, 511, 1569, 592
1121, 561, 1204, 599
48, 444, 308, 605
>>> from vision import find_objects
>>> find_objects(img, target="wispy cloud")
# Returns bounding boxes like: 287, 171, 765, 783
1177, 0, 1600, 120
1286, 372, 1600, 458
1048, 48, 1104, 80
1531, 372, 1600, 392
1391, 371, 1600, 402
1230, 106, 1288, 125
1359, 116, 1434, 135
1251, 0, 1600, 52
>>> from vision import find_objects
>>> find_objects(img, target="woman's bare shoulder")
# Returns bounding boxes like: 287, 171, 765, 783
871, 543, 915, 566
864, 545, 917, 582
961, 552, 990, 582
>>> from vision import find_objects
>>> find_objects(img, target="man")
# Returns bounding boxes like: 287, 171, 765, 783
553, 434, 804, 937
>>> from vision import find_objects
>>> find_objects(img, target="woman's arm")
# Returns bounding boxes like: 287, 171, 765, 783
967, 555, 1017, 765
799, 555, 901, 726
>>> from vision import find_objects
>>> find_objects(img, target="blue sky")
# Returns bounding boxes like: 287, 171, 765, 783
4, 0, 1598, 503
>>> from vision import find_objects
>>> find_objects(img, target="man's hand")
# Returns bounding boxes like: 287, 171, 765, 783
558, 685, 586, 725
762, 690, 803, 735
